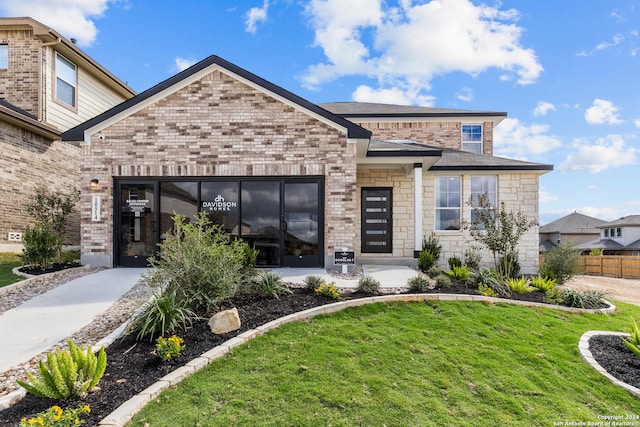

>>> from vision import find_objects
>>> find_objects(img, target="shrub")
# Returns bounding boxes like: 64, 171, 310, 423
407, 275, 431, 292
472, 269, 510, 297
435, 273, 452, 288
252, 272, 292, 299
478, 283, 498, 297
17, 340, 106, 399
21, 222, 60, 269
426, 266, 440, 278
422, 233, 442, 262
443, 265, 471, 282
559, 288, 607, 309
303, 275, 324, 292
499, 251, 521, 279
145, 212, 252, 311
448, 256, 463, 270
530, 275, 556, 293
356, 275, 381, 294
589, 248, 603, 256
506, 277, 533, 293
19, 404, 91, 427
132, 290, 198, 341
418, 249, 436, 273
541, 243, 581, 284
156, 335, 186, 362
315, 282, 343, 300
623, 318, 640, 359
463, 246, 483, 271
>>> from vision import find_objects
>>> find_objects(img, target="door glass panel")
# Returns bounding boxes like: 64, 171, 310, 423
160, 182, 198, 238
241, 181, 281, 266
201, 182, 240, 237
284, 182, 319, 263
119, 183, 156, 265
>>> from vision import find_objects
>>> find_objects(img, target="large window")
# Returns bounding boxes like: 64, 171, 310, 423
0, 45, 8, 69
55, 53, 77, 107
470, 176, 497, 227
462, 124, 483, 154
435, 176, 461, 230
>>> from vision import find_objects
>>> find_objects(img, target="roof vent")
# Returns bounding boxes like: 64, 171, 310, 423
70, 38, 77, 44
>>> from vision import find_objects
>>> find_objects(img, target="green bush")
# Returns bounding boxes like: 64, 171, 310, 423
156, 335, 186, 362
472, 269, 510, 297
541, 243, 581, 284
145, 212, 253, 311
418, 249, 436, 273
559, 288, 607, 309
463, 246, 483, 271
623, 317, 640, 359
315, 282, 343, 300
422, 233, 442, 261
356, 276, 381, 294
499, 251, 520, 279
530, 275, 556, 293
589, 248, 603, 256
21, 222, 59, 269
443, 265, 471, 282
407, 275, 431, 292
303, 275, 324, 292
132, 290, 198, 341
448, 256, 463, 270
253, 272, 292, 299
17, 340, 106, 399
435, 273, 452, 288
506, 277, 533, 293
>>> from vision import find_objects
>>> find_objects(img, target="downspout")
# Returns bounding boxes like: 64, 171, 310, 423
38, 37, 61, 123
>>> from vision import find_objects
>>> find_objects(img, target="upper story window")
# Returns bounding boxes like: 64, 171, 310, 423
470, 176, 497, 229
616, 227, 622, 238
0, 44, 8, 69
604, 229, 609, 238
55, 53, 77, 107
462, 124, 483, 154
435, 176, 461, 231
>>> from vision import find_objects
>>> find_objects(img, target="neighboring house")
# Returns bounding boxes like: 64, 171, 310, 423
0, 17, 135, 252
62, 55, 553, 273
539, 212, 607, 252
574, 215, 640, 255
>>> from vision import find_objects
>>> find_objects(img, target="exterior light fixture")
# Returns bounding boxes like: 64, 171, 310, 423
90, 179, 99, 190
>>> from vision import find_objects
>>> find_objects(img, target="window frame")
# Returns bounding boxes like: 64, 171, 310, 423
435, 176, 462, 231
470, 175, 497, 231
462, 124, 483, 154
54, 52, 77, 108
0, 44, 8, 70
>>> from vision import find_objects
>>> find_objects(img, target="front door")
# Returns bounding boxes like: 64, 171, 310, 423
116, 182, 158, 267
283, 181, 321, 267
361, 188, 393, 253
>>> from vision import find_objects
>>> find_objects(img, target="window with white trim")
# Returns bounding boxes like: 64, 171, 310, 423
435, 176, 461, 230
0, 44, 8, 69
462, 124, 483, 154
470, 176, 497, 229
55, 53, 77, 107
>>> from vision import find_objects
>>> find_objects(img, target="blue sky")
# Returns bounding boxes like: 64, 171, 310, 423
2, 0, 639, 225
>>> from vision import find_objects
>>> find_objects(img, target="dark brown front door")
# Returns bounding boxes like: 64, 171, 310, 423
361, 188, 392, 253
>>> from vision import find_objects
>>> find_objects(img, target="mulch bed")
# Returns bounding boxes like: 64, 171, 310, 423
0, 283, 622, 426
589, 335, 640, 390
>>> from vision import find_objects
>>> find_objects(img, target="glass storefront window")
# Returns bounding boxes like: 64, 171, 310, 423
201, 182, 240, 236
160, 182, 198, 237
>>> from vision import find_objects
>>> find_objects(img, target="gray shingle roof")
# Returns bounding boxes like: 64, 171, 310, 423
600, 215, 640, 228
540, 212, 607, 233
320, 102, 506, 118
429, 147, 552, 171
573, 239, 624, 250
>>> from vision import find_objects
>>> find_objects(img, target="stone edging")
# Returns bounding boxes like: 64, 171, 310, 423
96, 293, 617, 426
578, 330, 640, 398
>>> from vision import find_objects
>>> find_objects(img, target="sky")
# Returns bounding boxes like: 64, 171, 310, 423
2, 0, 639, 225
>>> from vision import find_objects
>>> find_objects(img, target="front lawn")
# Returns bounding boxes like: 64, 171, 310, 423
129, 300, 640, 426
0, 253, 23, 288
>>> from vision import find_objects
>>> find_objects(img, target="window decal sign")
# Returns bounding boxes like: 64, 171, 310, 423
202, 194, 238, 212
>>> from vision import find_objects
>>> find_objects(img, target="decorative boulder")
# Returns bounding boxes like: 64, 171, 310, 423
208, 308, 241, 334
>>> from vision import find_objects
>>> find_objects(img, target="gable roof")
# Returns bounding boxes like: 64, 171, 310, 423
428, 147, 553, 172
320, 102, 507, 119
62, 55, 371, 143
600, 215, 640, 228
540, 212, 607, 234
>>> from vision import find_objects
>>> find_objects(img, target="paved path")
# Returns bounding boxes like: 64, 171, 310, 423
0, 269, 146, 373
565, 275, 640, 305
271, 265, 419, 289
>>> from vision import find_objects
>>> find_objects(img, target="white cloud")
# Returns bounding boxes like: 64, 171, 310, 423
585, 99, 623, 125
635, 119, 640, 128
558, 134, 637, 173
0, 0, 109, 47
352, 85, 436, 106
245, 0, 269, 34
301, 0, 542, 101
539, 186, 557, 203
173, 57, 198, 72
493, 117, 562, 160
595, 34, 623, 51
533, 101, 556, 117
456, 87, 473, 102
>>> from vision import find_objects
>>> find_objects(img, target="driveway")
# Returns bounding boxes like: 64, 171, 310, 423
564, 275, 640, 305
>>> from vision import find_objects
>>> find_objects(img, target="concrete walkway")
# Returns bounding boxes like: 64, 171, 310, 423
271, 264, 419, 288
0, 268, 147, 373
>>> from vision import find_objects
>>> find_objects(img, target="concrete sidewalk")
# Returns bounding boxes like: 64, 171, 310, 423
0, 268, 147, 374
271, 264, 419, 289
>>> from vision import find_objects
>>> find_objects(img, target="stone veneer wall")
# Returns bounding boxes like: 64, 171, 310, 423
353, 121, 494, 155
0, 28, 41, 118
357, 169, 541, 274
0, 120, 81, 251
81, 70, 357, 266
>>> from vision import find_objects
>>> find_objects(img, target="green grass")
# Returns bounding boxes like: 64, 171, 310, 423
129, 300, 640, 426
0, 253, 23, 288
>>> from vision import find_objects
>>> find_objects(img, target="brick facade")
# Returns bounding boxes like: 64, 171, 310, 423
0, 29, 41, 118
0, 120, 81, 251
81, 70, 358, 266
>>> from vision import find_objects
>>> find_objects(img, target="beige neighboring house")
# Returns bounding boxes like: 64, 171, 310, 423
574, 215, 640, 255
62, 55, 553, 273
0, 17, 135, 252
539, 212, 607, 252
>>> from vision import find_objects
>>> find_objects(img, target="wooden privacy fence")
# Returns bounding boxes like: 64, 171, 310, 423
578, 256, 640, 279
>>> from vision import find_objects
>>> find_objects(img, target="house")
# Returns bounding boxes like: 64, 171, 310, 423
61, 55, 553, 273
574, 215, 640, 255
0, 17, 135, 252
539, 212, 607, 252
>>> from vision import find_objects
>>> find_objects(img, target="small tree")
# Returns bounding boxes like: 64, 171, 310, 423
466, 193, 537, 280
541, 242, 581, 284
24, 187, 80, 260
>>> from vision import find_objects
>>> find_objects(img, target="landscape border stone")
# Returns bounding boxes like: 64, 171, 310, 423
97, 294, 617, 426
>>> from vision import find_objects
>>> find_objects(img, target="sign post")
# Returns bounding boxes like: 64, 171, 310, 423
334, 249, 355, 274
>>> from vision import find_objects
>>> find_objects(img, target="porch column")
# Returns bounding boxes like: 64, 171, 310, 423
413, 162, 423, 257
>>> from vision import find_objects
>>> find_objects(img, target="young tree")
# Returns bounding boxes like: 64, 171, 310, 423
466, 193, 537, 280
